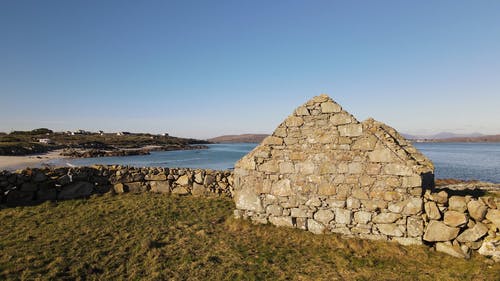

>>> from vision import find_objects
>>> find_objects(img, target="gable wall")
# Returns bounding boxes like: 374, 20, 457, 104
234, 95, 434, 244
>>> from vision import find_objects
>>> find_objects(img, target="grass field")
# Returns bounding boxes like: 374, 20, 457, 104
1, 194, 498, 280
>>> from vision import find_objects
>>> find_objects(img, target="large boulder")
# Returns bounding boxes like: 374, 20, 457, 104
423, 221, 460, 242
58, 181, 94, 200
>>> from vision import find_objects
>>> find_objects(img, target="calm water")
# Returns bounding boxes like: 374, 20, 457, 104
55, 143, 500, 183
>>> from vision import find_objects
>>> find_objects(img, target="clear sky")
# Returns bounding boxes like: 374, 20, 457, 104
1, 1, 499, 139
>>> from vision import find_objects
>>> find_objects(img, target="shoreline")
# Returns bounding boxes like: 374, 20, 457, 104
0, 149, 68, 171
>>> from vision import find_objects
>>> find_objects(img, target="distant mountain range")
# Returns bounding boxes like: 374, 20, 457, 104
207, 134, 269, 143
209, 132, 500, 143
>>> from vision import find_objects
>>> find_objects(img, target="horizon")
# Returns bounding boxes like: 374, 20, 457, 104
1, 1, 499, 139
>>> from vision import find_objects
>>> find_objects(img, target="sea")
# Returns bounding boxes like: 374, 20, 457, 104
55, 143, 500, 184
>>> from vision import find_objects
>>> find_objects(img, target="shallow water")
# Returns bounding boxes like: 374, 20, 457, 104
53, 142, 500, 183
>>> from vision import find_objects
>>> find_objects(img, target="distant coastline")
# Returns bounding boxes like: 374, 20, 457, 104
410, 134, 500, 143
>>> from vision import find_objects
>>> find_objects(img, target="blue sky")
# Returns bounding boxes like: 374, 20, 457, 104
1, 1, 499, 139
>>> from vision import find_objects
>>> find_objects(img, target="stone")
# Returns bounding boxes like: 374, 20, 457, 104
407, 217, 424, 237
176, 175, 191, 186
260, 161, 279, 173
320, 101, 341, 113
58, 182, 94, 200
171, 186, 189, 195
457, 222, 489, 243
346, 197, 361, 209
271, 179, 293, 196
403, 198, 423, 215
443, 211, 468, 227
191, 183, 206, 196
383, 164, 413, 176
234, 188, 263, 212
269, 216, 294, 228
295, 106, 309, 116
448, 196, 467, 212
467, 200, 488, 222
125, 182, 147, 193
314, 209, 335, 225
478, 236, 500, 262
307, 219, 326, 234
149, 181, 170, 193
285, 116, 304, 127
388, 201, 407, 214
113, 183, 126, 193
291, 208, 308, 218
368, 149, 394, 163
377, 224, 404, 237
279, 162, 295, 174
352, 189, 369, 200
424, 201, 441, 220
436, 242, 468, 259
354, 211, 372, 224
373, 213, 401, 224
203, 175, 216, 186
20, 182, 37, 192
351, 135, 377, 150
393, 237, 423, 246
335, 208, 352, 224
144, 174, 167, 181
262, 136, 283, 145
485, 209, 500, 229
423, 221, 460, 242
338, 124, 362, 137
266, 205, 283, 216
402, 175, 421, 188
430, 191, 448, 204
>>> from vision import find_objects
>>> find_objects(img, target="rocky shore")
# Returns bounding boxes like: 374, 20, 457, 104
60, 144, 208, 158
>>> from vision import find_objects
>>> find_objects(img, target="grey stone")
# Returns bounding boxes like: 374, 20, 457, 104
478, 236, 500, 262
176, 175, 191, 186
354, 211, 372, 224
424, 201, 441, 220
271, 179, 293, 196
373, 213, 401, 224
423, 221, 460, 242
335, 208, 352, 224
266, 205, 283, 216
467, 200, 488, 222
234, 188, 263, 212
172, 186, 190, 195
314, 209, 334, 225
407, 217, 424, 237
191, 183, 206, 196
448, 196, 467, 212
486, 209, 500, 229
291, 208, 309, 218
59, 181, 94, 200
403, 198, 423, 215
307, 219, 326, 234
436, 242, 468, 259
149, 181, 170, 193
443, 211, 468, 227
269, 216, 294, 228
377, 224, 404, 237
457, 222, 489, 243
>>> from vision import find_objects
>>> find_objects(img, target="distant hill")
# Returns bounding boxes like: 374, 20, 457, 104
423, 134, 500, 143
208, 134, 269, 143
402, 132, 485, 140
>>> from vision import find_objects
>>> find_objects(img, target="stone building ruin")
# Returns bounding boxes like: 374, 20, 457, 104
233, 94, 435, 245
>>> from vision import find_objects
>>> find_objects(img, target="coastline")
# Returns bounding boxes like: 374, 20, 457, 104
0, 149, 68, 171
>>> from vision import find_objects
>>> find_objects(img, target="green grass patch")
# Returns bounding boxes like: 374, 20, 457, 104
1, 194, 498, 280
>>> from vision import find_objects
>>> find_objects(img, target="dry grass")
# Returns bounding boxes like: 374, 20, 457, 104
1, 194, 498, 280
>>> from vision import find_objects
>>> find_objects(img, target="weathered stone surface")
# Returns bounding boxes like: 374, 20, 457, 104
354, 211, 372, 224
266, 205, 283, 216
373, 213, 401, 224
291, 208, 309, 218
338, 124, 362, 137
368, 149, 394, 163
59, 182, 94, 200
467, 200, 488, 222
125, 182, 148, 193
191, 183, 206, 196
424, 201, 441, 220
436, 242, 468, 259
393, 237, 423, 246
486, 209, 500, 229
335, 208, 352, 224
262, 136, 283, 145
150, 181, 170, 193
457, 222, 488, 243
171, 186, 189, 195
428, 191, 448, 204
478, 236, 500, 262
448, 196, 467, 212
443, 211, 468, 227
144, 174, 167, 181
307, 219, 326, 234
269, 216, 294, 228
176, 175, 191, 186
403, 198, 423, 215
407, 217, 424, 237
271, 179, 293, 196
321, 101, 341, 113
113, 183, 126, 193
383, 164, 413, 176
314, 210, 334, 225
377, 224, 404, 237
286, 116, 304, 127
423, 221, 460, 242
234, 188, 263, 212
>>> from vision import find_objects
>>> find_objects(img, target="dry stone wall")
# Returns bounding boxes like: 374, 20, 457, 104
233, 94, 434, 245
0, 166, 233, 206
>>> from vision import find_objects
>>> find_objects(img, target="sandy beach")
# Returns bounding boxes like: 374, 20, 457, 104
0, 150, 67, 171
